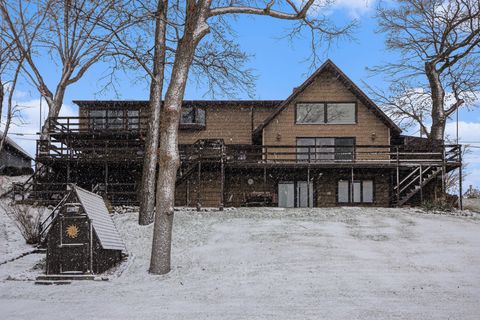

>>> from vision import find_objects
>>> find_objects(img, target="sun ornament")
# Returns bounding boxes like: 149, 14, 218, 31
66, 224, 79, 238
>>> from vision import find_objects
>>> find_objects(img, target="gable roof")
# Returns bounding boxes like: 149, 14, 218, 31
253, 59, 402, 136
0, 130, 33, 160
73, 185, 126, 251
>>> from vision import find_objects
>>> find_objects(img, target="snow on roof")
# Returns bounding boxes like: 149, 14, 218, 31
0, 130, 33, 160
73, 186, 126, 251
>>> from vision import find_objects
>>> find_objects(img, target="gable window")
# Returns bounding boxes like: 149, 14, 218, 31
337, 180, 374, 204
296, 102, 356, 124
326, 103, 356, 124
296, 103, 325, 124
296, 137, 354, 161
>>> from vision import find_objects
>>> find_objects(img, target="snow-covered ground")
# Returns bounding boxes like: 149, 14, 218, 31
1, 206, 480, 319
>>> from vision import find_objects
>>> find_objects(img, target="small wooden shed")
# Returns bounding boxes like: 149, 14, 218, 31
45, 185, 126, 274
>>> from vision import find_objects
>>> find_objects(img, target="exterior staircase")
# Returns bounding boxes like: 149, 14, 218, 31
12, 164, 67, 206
177, 139, 225, 186
394, 165, 443, 207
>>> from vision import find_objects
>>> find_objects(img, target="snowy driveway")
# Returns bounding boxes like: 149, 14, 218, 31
1, 207, 479, 319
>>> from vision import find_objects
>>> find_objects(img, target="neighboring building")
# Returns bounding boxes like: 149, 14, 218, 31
19, 60, 461, 207
0, 130, 33, 175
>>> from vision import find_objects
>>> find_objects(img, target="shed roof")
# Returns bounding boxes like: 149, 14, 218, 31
73, 186, 126, 251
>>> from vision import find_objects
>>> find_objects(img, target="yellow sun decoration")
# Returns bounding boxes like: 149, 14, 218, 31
66, 224, 79, 238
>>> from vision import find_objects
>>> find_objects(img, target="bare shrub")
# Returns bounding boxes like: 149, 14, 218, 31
6, 205, 46, 244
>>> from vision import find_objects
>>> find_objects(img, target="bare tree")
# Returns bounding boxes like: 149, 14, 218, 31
106, 1, 257, 225
372, 0, 480, 140
0, 0, 133, 137
0, 22, 27, 155
148, 0, 356, 274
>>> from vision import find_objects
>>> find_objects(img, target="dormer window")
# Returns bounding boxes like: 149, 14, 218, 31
296, 102, 356, 124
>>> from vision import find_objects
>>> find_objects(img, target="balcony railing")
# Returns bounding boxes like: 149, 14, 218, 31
37, 130, 462, 167
198, 144, 461, 166
48, 116, 205, 134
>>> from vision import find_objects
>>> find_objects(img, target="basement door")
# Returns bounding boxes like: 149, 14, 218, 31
59, 216, 89, 273
278, 181, 313, 208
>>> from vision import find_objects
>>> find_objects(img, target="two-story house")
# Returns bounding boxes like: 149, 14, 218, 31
19, 60, 461, 208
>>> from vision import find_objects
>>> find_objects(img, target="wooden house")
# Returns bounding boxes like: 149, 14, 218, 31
18, 60, 462, 208
42, 185, 125, 274
0, 130, 33, 175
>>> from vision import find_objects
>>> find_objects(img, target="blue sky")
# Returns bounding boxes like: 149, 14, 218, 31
4, 0, 480, 189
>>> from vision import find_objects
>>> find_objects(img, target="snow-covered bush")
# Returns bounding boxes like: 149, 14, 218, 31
6, 205, 46, 244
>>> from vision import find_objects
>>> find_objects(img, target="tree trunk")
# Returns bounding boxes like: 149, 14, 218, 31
41, 85, 67, 139
149, 4, 210, 274
425, 62, 446, 141
138, 0, 168, 225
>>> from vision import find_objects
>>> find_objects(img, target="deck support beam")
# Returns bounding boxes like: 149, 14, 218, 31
351, 167, 354, 203
197, 161, 201, 211
419, 165, 423, 203
105, 163, 109, 195
307, 166, 311, 207
396, 147, 400, 206
459, 146, 463, 210
220, 148, 225, 211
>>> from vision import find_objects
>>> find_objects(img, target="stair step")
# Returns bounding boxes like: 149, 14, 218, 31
35, 280, 72, 285
36, 274, 97, 281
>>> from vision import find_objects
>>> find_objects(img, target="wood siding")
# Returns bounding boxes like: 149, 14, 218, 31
179, 106, 252, 145
262, 70, 390, 150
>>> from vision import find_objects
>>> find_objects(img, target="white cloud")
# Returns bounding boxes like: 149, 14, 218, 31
445, 121, 480, 143
1, 97, 77, 158
332, 0, 377, 17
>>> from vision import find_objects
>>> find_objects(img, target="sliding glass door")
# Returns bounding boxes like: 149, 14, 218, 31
278, 181, 314, 208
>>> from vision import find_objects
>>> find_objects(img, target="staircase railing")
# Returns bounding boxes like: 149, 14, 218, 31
38, 192, 70, 242
395, 166, 443, 206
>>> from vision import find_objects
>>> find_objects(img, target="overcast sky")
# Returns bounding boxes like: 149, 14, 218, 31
3, 0, 480, 189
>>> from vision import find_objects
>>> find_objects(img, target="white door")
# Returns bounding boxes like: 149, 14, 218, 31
278, 182, 295, 208
296, 181, 314, 208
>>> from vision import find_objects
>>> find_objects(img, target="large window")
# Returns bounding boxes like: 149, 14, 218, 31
181, 107, 206, 126
296, 102, 356, 124
297, 137, 354, 161
88, 108, 140, 130
337, 180, 373, 204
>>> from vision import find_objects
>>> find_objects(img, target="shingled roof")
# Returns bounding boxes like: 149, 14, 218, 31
252, 59, 402, 136
73, 186, 126, 252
